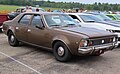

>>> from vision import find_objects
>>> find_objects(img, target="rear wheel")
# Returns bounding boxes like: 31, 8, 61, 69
8, 32, 19, 46
53, 41, 72, 62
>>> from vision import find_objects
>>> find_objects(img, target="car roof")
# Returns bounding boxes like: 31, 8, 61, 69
66, 13, 93, 15
106, 14, 117, 16
83, 12, 101, 15
23, 12, 66, 15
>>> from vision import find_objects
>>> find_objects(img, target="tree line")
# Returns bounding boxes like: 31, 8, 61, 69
0, 0, 120, 11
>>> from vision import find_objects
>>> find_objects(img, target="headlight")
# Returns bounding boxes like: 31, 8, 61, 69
79, 39, 88, 47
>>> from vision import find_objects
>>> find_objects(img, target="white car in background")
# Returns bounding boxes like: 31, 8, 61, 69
67, 13, 120, 46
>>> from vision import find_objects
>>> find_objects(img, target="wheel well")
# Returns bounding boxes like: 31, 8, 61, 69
52, 40, 72, 54
7, 30, 12, 36
52, 40, 68, 49
52, 40, 60, 48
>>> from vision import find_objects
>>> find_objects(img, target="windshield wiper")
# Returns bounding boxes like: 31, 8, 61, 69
62, 24, 76, 27
85, 21, 95, 22
67, 24, 75, 25
50, 25, 61, 27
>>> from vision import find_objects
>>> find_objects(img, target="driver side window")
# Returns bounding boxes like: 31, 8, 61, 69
31, 14, 43, 27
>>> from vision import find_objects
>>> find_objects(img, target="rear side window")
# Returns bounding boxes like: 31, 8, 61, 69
19, 14, 32, 25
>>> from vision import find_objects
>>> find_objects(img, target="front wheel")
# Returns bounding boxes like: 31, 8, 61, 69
53, 42, 72, 62
8, 32, 19, 46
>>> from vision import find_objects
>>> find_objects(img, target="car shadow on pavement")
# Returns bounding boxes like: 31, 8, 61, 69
17, 43, 109, 63
18, 43, 53, 56
117, 45, 120, 48
71, 55, 104, 62
0, 31, 3, 33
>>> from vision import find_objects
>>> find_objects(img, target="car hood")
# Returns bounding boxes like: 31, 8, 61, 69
80, 22, 120, 31
97, 21, 120, 27
61, 27, 115, 38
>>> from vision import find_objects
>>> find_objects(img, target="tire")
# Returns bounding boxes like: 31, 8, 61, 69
53, 41, 72, 62
8, 32, 19, 46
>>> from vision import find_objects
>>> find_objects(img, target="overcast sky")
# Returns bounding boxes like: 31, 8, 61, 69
49, 0, 120, 4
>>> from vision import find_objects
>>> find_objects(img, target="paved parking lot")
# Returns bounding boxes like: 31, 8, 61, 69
1, 32, 120, 74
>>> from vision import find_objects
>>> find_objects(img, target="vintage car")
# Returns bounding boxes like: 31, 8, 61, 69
3, 12, 117, 62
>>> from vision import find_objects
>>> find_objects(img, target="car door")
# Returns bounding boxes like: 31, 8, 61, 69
27, 14, 51, 47
16, 14, 32, 42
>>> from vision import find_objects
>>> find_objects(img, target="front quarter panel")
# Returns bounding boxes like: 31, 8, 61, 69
51, 29, 87, 55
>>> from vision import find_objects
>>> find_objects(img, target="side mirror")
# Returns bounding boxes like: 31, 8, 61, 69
35, 24, 44, 30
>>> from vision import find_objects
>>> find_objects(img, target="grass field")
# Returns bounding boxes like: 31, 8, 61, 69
0, 5, 21, 14
0, 4, 62, 14
0, 5, 20, 11
0, 4, 61, 11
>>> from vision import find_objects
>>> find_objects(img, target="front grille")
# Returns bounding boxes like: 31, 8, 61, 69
118, 37, 120, 41
90, 37, 114, 46
114, 30, 120, 33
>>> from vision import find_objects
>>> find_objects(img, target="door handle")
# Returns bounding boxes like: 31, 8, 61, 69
16, 27, 19, 30
27, 29, 31, 32
15, 27, 19, 32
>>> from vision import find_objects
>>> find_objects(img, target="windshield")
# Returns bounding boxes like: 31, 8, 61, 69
93, 14, 112, 21
116, 14, 120, 20
44, 14, 79, 27
79, 15, 102, 22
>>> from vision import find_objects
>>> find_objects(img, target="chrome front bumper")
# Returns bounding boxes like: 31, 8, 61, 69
114, 33, 120, 46
78, 42, 116, 54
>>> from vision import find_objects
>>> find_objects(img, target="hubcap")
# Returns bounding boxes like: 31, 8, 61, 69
57, 46, 65, 56
10, 35, 15, 42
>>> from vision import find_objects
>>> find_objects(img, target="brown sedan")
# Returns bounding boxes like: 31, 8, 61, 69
2, 12, 118, 62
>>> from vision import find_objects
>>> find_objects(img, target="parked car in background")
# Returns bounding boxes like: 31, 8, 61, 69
67, 13, 120, 45
106, 14, 120, 20
85, 13, 120, 45
8, 7, 25, 20
84, 12, 112, 21
0, 14, 9, 31
52, 10, 63, 13
86, 13, 120, 26
2, 12, 117, 62
8, 7, 45, 20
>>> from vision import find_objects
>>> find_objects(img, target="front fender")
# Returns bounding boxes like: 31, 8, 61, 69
53, 35, 70, 45
7, 26, 16, 36
52, 35, 72, 53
